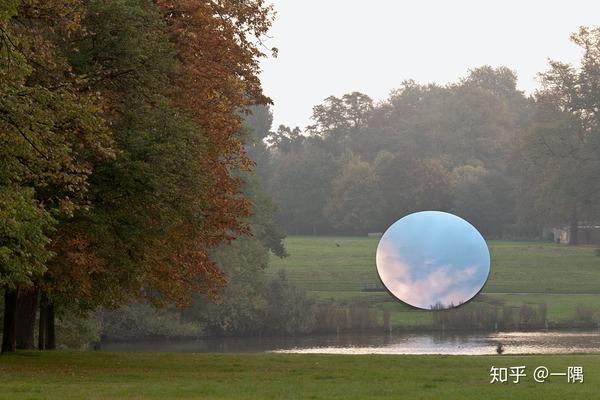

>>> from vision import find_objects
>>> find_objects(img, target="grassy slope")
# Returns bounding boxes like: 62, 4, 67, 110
267, 236, 600, 325
0, 352, 597, 399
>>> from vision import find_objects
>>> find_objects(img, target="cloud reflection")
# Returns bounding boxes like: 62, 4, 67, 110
376, 211, 490, 310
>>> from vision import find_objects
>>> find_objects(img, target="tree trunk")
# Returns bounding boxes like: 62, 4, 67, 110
1, 288, 18, 353
45, 302, 56, 350
16, 288, 38, 350
569, 205, 579, 246
38, 293, 47, 350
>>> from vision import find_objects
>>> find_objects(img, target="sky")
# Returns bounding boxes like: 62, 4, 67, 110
376, 211, 490, 309
259, 0, 600, 130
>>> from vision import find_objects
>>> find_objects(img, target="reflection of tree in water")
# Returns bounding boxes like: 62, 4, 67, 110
430, 301, 462, 310
430, 301, 551, 332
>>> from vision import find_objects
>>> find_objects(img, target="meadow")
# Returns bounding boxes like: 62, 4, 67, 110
267, 236, 600, 327
0, 351, 596, 399
2, 238, 599, 399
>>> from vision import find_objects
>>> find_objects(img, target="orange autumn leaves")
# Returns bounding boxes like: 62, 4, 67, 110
145, 0, 276, 305
4, 0, 276, 310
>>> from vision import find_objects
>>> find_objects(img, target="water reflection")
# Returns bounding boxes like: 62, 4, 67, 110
101, 331, 600, 355
376, 211, 490, 310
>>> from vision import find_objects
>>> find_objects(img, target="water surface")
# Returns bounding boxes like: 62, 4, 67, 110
101, 331, 600, 355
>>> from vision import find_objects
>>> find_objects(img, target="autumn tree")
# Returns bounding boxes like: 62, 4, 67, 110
0, 0, 112, 352
44, 0, 277, 312
1, 0, 277, 351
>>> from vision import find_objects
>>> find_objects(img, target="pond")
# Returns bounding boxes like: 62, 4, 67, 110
101, 330, 600, 355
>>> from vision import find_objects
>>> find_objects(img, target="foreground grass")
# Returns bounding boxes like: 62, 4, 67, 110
0, 352, 597, 399
267, 236, 600, 326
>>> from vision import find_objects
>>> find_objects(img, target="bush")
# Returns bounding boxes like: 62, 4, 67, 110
348, 304, 378, 331
56, 312, 101, 350
261, 269, 316, 335
432, 302, 497, 330
575, 304, 595, 324
99, 302, 202, 341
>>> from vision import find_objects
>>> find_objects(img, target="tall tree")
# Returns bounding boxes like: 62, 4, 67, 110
2, 0, 277, 350
519, 26, 600, 243
45, 0, 276, 315
0, 0, 112, 352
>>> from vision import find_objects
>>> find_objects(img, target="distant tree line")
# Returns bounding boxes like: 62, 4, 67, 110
265, 27, 600, 241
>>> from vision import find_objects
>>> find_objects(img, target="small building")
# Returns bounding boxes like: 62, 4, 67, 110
550, 222, 600, 245
362, 282, 386, 292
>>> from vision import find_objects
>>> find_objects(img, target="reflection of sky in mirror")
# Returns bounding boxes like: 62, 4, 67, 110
376, 211, 490, 310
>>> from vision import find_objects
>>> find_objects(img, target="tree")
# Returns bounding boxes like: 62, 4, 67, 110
451, 164, 515, 236
0, 188, 54, 352
271, 143, 339, 234
324, 157, 385, 234
181, 107, 295, 336
267, 125, 305, 155
0, 0, 112, 352
374, 151, 453, 226
48, 0, 277, 319
309, 92, 373, 135
519, 26, 600, 243
307, 92, 373, 155
2, 0, 277, 350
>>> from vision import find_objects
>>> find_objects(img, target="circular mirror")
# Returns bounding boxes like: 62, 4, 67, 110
376, 211, 490, 310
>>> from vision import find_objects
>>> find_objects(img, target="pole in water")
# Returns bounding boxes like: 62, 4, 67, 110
496, 342, 504, 355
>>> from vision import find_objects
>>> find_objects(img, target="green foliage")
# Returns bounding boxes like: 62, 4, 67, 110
99, 302, 201, 341
176, 108, 311, 337
324, 157, 384, 234
69, 0, 175, 96
0, 187, 54, 289
190, 237, 271, 336
451, 165, 514, 236
1, 0, 279, 350
518, 26, 600, 236
55, 311, 101, 350
374, 151, 453, 226
271, 143, 338, 234
262, 270, 315, 334
268, 66, 533, 236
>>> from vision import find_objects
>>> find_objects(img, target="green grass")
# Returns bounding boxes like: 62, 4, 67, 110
267, 236, 600, 325
0, 352, 597, 399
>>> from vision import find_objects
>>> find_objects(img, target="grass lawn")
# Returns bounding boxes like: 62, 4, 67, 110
0, 352, 597, 399
267, 236, 600, 326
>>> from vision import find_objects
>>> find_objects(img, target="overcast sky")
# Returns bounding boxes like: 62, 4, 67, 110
259, 0, 600, 130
